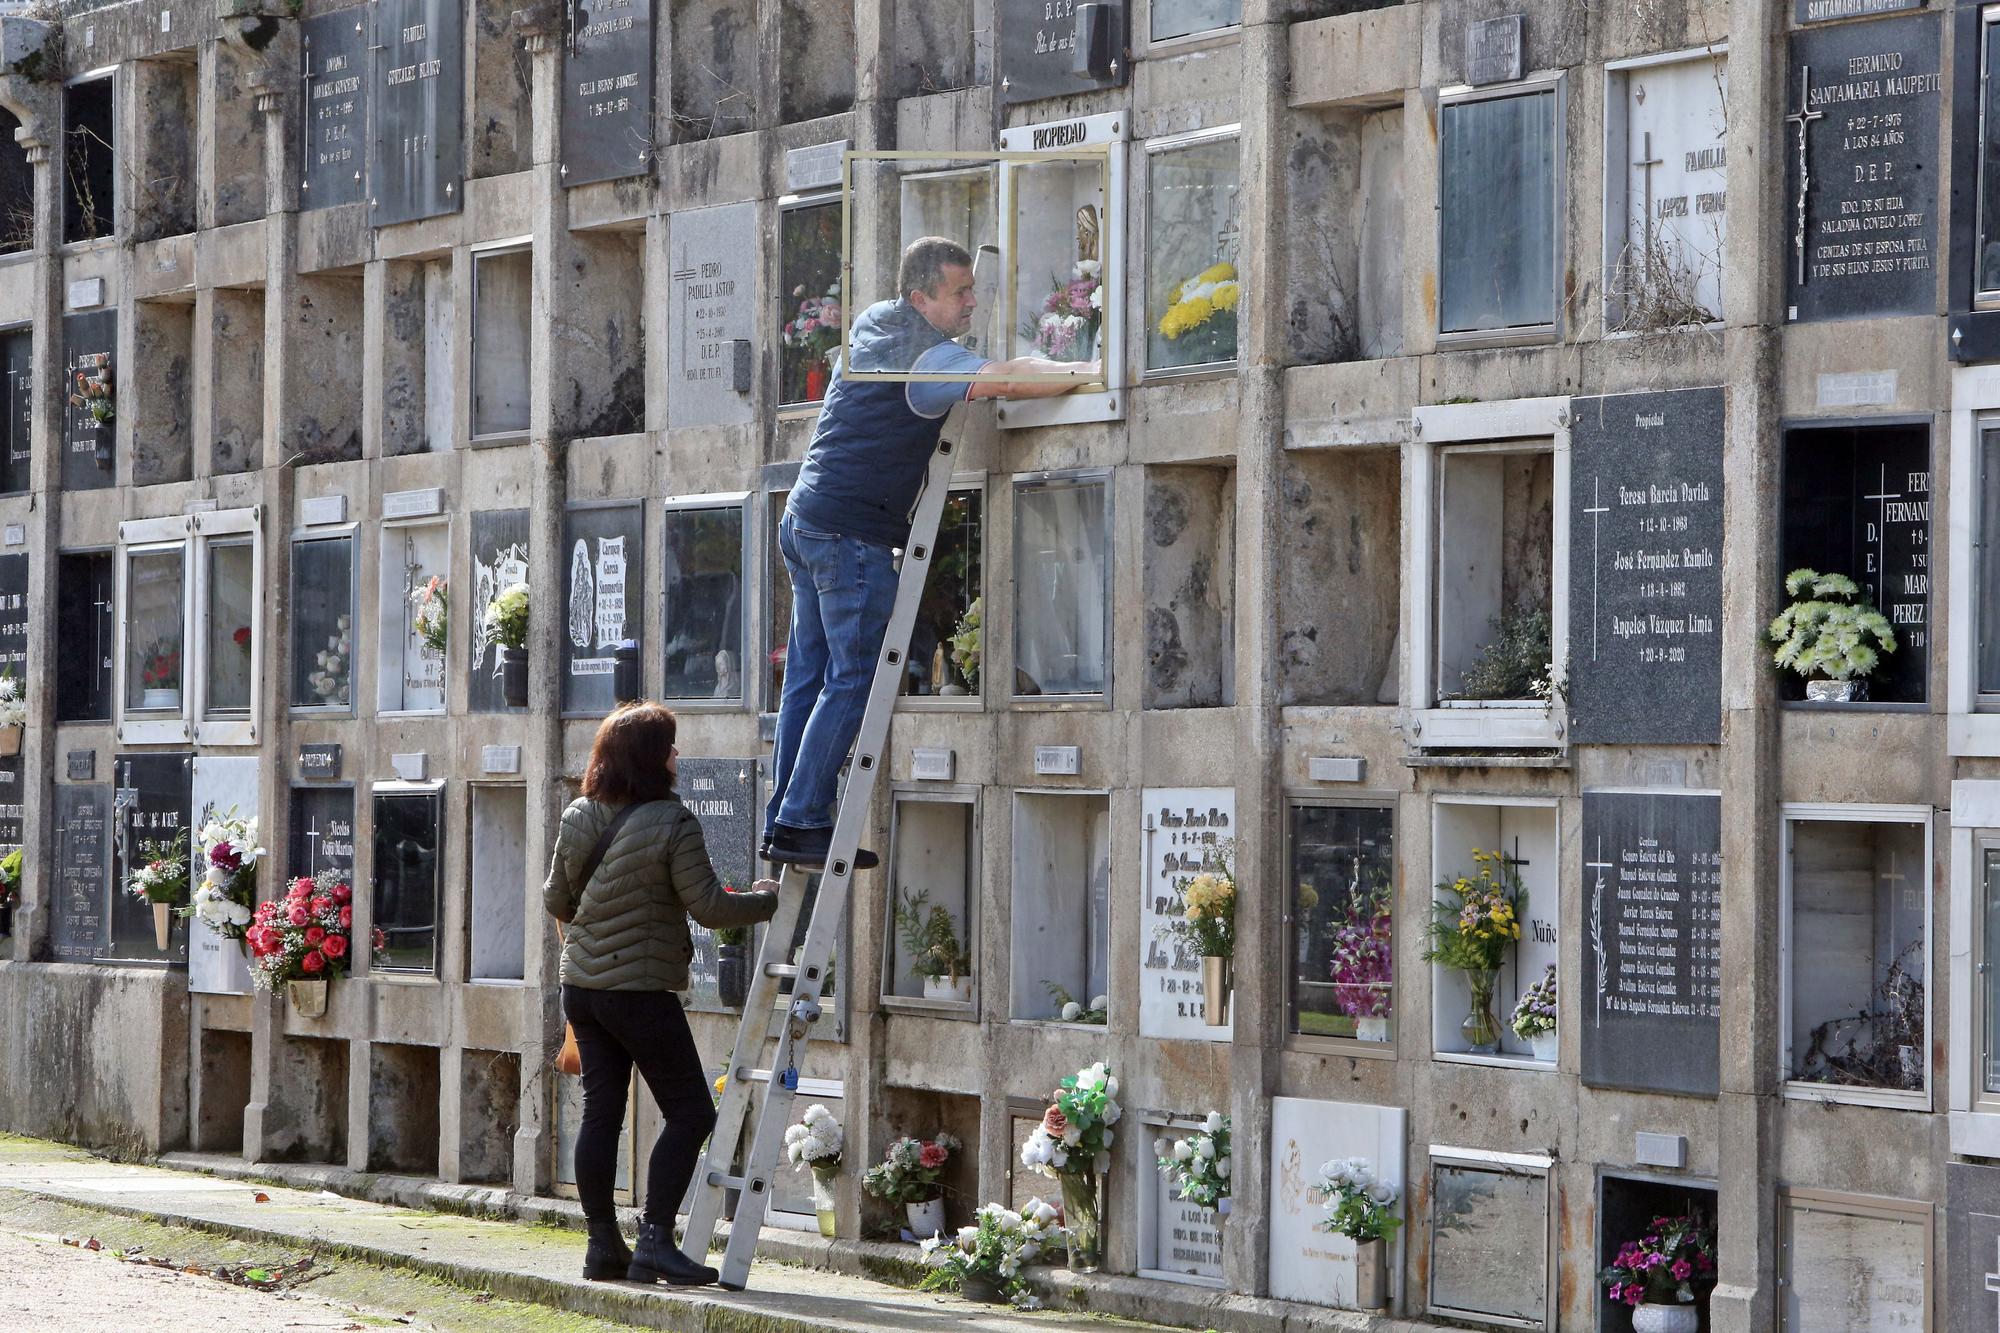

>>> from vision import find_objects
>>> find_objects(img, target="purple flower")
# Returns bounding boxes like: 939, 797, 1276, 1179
1671, 1259, 1692, 1281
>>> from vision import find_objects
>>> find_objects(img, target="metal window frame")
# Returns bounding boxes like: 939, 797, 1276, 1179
376, 515, 451, 718
368, 779, 446, 980
1980, 6, 2000, 311
879, 783, 981, 1020
897, 473, 986, 712
1137, 0, 1243, 54
1011, 467, 1115, 707
468, 238, 533, 443
1425, 1146, 1557, 1330
1282, 792, 1400, 1060
1435, 74, 1566, 347
191, 507, 264, 747
779, 190, 842, 414
114, 514, 193, 746
287, 524, 359, 716
660, 491, 751, 710
1139, 124, 1243, 383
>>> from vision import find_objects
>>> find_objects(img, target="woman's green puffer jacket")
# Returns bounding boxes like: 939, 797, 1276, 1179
543, 796, 777, 991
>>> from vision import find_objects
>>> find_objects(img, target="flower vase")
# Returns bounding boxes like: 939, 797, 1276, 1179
1354, 1015, 1390, 1044
1461, 968, 1501, 1054
1632, 1302, 1700, 1333
1059, 1172, 1101, 1273
288, 978, 329, 1019
905, 1196, 945, 1242
0, 725, 20, 758
805, 360, 830, 402
1353, 1236, 1389, 1311
960, 1272, 1006, 1304
142, 687, 180, 710
1530, 1029, 1558, 1063
501, 646, 528, 708
716, 943, 749, 1008
810, 1163, 838, 1238
1805, 678, 1855, 703
1201, 954, 1231, 1026
922, 974, 974, 1004
151, 902, 172, 951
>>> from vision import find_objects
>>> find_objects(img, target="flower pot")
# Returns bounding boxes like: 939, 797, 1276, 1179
1461, 967, 1501, 1054
810, 1163, 838, 1238
716, 942, 749, 1008
501, 646, 528, 708
1632, 1302, 1700, 1333
1201, 954, 1231, 1026
288, 978, 328, 1019
1059, 1172, 1100, 1273
805, 360, 830, 402
0, 725, 20, 758
1354, 1015, 1390, 1044
151, 902, 172, 951
1353, 1236, 1390, 1311
142, 687, 180, 710
1805, 678, 1855, 703
959, 1272, 1006, 1304
1530, 1029, 1558, 1063
922, 974, 973, 1004
905, 1196, 945, 1242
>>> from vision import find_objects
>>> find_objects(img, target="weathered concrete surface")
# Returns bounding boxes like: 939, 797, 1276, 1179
0, 967, 188, 1156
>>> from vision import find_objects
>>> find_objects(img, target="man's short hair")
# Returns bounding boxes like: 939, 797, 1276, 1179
900, 237, 973, 301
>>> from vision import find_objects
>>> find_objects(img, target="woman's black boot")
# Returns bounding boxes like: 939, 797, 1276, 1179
583, 1218, 633, 1281
627, 1219, 719, 1286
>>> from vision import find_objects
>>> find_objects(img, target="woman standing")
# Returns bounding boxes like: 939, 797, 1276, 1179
545, 702, 779, 1285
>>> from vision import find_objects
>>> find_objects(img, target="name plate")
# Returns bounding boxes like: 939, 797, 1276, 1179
1033, 745, 1080, 776
1795, 0, 1924, 24
1635, 1132, 1689, 1169
65, 277, 104, 311
66, 750, 94, 781
301, 494, 348, 527
784, 139, 848, 194
1816, 370, 1897, 409
1465, 15, 1523, 86
481, 744, 522, 775
2, 526, 22, 547
1308, 756, 1366, 784
390, 752, 428, 782
298, 743, 342, 780
382, 487, 443, 519
910, 747, 956, 782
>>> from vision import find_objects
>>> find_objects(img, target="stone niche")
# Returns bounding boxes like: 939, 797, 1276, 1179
193, 1029, 251, 1154
63, 72, 115, 244
1009, 791, 1111, 1023
472, 245, 532, 440
209, 286, 265, 474
1143, 466, 1234, 709
457, 1048, 520, 1185
1595, 1176, 1718, 1331
865, 1086, 979, 1233
909, 485, 980, 698
555, 228, 647, 441
1286, 101, 1404, 364
382, 256, 454, 455
211, 40, 266, 227
670, 0, 758, 142
884, 792, 977, 1009
267, 1034, 349, 1164
55, 550, 115, 723
890, 0, 983, 97
1013, 471, 1112, 699
130, 55, 197, 242
779, 0, 856, 123
0, 106, 32, 254
367, 1041, 441, 1174
370, 784, 443, 972
1779, 1188, 1930, 1330
470, 0, 532, 179
289, 270, 365, 464
0, 325, 24, 494
132, 298, 195, 485
1277, 447, 1400, 706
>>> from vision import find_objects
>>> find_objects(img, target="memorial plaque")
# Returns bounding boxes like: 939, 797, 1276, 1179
1, 327, 30, 494
65, 750, 92, 781
560, 0, 654, 187
1566, 388, 1724, 745
998, 0, 1128, 106
562, 502, 644, 715
1785, 14, 1942, 323
105, 752, 190, 963
301, 8, 368, 210
1797, 0, 1924, 25
677, 756, 756, 1010
1948, 1161, 2000, 1333
1266, 1097, 1406, 1308
51, 783, 110, 962
784, 139, 847, 194
1146, 1126, 1223, 1281
60, 310, 114, 492
298, 744, 342, 781
469, 508, 529, 713
189, 755, 257, 995
0, 552, 26, 687
55, 551, 113, 722
289, 784, 356, 881
1139, 787, 1233, 1042
1465, 14, 1523, 86
667, 204, 756, 430
1580, 789, 1722, 1097
369, 0, 464, 227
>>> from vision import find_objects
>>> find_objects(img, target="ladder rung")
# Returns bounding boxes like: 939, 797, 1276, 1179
704, 1171, 769, 1194
764, 963, 798, 979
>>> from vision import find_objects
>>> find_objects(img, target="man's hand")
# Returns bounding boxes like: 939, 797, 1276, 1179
968, 355, 1100, 401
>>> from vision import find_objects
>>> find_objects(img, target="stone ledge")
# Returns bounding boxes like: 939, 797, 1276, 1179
1287, 8, 1418, 112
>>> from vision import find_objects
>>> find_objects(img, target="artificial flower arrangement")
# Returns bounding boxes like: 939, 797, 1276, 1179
1155, 260, 1240, 365
0, 672, 26, 731
1510, 963, 1558, 1044
245, 869, 357, 989
949, 596, 982, 691
307, 613, 353, 706
862, 1133, 960, 1206
1021, 1062, 1121, 1271
1329, 883, 1394, 1026
894, 887, 971, 986
0, 848, 21, 909
782, 282, 843, 358
410, 575, 449, 656
70, 359, 113, 426
1314, 1157, 1403, 1242
1043, 982, 1108, 1026
139, 638, 181, 695
1021, 261, 1102, 362
184, 808, 264, 940
919, 1198, 1063, 1308
784, 1103, 844, 1174
125, 835, 190, 909
1599, 1212, 1717, 1313
1767, 568, 1895, 698
484, 581, 530, 651
1160, 839, 1237, 962
1422, 848, 1524, 1053
1153, 1112, 1230, 1211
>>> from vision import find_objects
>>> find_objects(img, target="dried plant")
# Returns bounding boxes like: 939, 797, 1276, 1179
1792, 938, 1926, 1091
1608, 229, 1720, 334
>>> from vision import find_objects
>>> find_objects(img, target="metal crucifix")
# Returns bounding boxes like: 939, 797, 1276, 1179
1786, 66, 1825, 288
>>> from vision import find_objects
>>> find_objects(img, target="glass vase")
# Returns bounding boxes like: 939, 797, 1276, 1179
1059, 1171, 1101, 1273
810, 1163, 838, 1238
1461, 967, 1501, 1054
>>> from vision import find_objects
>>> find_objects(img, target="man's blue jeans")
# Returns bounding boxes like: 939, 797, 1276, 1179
765, 511, 899, 834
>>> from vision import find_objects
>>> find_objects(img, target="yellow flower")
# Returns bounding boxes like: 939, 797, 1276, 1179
1198, 262, 1237, 285
713, 1074, 728, 1096
1212, 281, 1241, 312
1177, 296, 1215, 330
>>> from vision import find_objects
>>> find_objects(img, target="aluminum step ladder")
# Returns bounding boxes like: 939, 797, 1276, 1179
679, 402, 968, 1291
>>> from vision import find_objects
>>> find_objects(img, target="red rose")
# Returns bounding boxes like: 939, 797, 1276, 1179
232, 627, 250, 648
289, 877, 312, 901
1042, 1106, 1068, 1138
310, 896, 330, 915
332, 883, 352, 904
288, 904, 309, 926
338, 904, 353, 928
918, 1142, 948, 1169
304, 926, 326, 946
321, 934, 347, 959
301, 950, 325, 974
371, 927, 386, 950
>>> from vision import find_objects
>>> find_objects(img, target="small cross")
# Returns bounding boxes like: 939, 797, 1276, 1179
1584, 477, 1610, 661
304, 816, 322, 876
1500, 838, 1532, 874
1862, 463, 1901, 609
1786, 67, 1826, 288
1634, 131, 1665, 259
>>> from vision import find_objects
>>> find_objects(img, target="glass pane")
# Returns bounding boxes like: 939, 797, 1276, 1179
779, 201, 842, 407
385, 524, 448, 712
662, 506, 744, 701
768, 491, 790, 709
899, 168, 996, 259
472, 248, 532, 436
1152, 0, 1239, 41
372, 791, 440, 973
1440, 91, 1557, 334
886, 799, 975, 1000
204, 541, 255, 715
1429, 1163, 1548, 1323
909, 490, 982, 696
1983, 430, 2000, 696
57, 551, 115, 722
1014, 479, 1108, 696
1984, 21, 2000, 294
1010, 158, 1106, 365
1986, 848, 2000, 1094
1146, 138, 1241, 372
125, 547, 185, 712
1290, 804, 1395, 1041
291, 537, 354, 708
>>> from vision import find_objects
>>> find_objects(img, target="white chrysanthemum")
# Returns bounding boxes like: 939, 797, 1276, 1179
1204, 1112, 1224, 1134
1061, 1002, 1082, 1022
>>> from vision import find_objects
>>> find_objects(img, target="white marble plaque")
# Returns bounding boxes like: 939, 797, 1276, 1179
1609, 53, 1727, 329
667, 203, 757, 430
187, 755, 258, 996
785, 139, 848, 193
1140, 787, 1234, 1042
1782, 1198, 1928, 1330
1267, 1096, 1406, 1309
301, 494, 348, 526
382, 487, 444, 519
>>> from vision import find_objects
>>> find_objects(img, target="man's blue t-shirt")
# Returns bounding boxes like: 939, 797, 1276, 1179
787, 300, 989, 550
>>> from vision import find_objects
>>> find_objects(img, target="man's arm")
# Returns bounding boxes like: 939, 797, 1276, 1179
967, 356, 1101, 401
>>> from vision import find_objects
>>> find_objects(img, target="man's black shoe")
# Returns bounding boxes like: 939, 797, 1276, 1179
764, 822, 879, 871
627, 1220, 718, 1287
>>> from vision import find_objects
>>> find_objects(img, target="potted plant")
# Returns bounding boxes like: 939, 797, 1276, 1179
714, 922, 750, 1009
863, 1133, 961, 1242
1020, 1061, 1120, 1273
1043, 983, 1108, 1025
919, 1197, 1062, 1307
183, 807, 264, 944
1154, 1112, 1230, 1219
125, 834, 189, 951
485, 581, 530, 708
1599, 1211, 1717, 1332
948, 595, 982, 694
246, 868, 356, 1018
1443, 604, 1552, 704
138, 638, 182, 710
895, 887, 972, 1003
0, 671, 24, 757
1330, 880, 1394, 1042
1158, 839, 1236, 1026
1512, 963, 1559, 1063
1421, 849, 1524, 1055
410, 574, 449, 656
1313, 1156, 1402, 1311
783, 1104, 845, 1237
1768, 568, 1896, 702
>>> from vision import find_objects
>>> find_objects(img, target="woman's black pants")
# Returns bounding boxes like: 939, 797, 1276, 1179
562, 984, 718, 1226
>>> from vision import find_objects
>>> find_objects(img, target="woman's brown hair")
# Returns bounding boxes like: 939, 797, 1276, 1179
581, 702, 678, 805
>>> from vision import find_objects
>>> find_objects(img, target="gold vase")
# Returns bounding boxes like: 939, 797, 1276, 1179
1201, 954, 1231, 1026
151, 902, 171, 951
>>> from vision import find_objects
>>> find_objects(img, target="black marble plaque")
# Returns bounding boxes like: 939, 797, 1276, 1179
1780, 423, 1930, 703
0, 552, 27, 688
289, 784, 356, 881
60, 310, 114, 492
1, 327, 30, 494
998, 0, 1128, 105
301, 7, 369, 210
1798, 0, 1925, 24
298, 743, 342, 781
561, 0, 655, 187
370, 0, 464, 227
562, 502, 644, 716
105, 752, 190, 963
51, 783, 110, 961
1580, 790, 1722, 1097
1949, 1161, 2000, 1333
469, 508, 529, 714
55, 550, 113, 723
1785, 14, 1943, 323
1566, 389, 1724, 745
677, 756, 757, 1010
